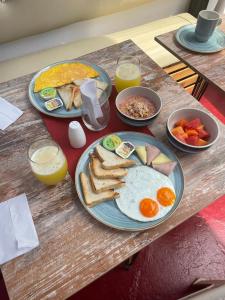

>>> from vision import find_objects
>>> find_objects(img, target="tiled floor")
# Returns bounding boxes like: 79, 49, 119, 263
1, 84, 224, 300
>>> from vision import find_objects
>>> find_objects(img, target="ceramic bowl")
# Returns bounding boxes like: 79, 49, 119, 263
166, 127, 206, 154
167, 108, 219, 150
115, 86, 162, 127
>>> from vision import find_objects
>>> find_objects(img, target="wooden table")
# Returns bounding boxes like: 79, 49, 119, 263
155, 17, 225, 94
0, 40, 224, 300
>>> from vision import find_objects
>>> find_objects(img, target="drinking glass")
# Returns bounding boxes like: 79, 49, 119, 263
81, 87, 110, 131
114, 54, 141, 92
28, 138, 68, 185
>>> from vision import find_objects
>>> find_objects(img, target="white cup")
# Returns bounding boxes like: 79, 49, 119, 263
68, 121, 86, 148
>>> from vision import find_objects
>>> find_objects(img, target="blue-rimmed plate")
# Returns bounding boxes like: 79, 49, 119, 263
176, 24, 225, 53
75, 131, 184, 231
28, 59, 112, 118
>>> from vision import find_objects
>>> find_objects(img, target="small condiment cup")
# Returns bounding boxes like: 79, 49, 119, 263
68, 121, 86, 148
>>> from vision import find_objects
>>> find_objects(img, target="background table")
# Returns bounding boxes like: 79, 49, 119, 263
155, 16, 225, 94
0, 40, 224, 300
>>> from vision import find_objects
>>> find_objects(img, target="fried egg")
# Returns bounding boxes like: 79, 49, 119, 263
115, 166, 176, 222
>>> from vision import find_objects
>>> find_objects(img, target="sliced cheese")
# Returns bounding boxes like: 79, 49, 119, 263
152, 153, 171, 165
136, 146, 147, 164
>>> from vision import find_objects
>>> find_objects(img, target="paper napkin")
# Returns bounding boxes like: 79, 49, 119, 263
0, 97, 23, 130
0, 193, 39, 265
80, 79, 103, 128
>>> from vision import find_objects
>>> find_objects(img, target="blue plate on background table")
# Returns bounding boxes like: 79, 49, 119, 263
176, 24, 225, 53
28, 59, 112, 118
75, 131, 184, 231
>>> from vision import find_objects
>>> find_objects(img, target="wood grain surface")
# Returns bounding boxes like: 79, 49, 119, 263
0, 40, 224, 300
155, 16, 225, 93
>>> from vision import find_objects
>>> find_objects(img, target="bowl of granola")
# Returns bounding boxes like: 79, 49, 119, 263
115, 86, 162, 126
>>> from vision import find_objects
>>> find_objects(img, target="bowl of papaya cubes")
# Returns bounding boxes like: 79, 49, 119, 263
167, 108, 219, 151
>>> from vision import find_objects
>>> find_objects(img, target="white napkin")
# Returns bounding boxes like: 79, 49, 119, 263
0, 193, 39, 265
80, 79, 103, 128
0, 97, 23, 130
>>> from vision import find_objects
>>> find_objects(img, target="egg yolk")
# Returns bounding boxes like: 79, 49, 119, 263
157, 187, 176, 206
139, 198, 159, 217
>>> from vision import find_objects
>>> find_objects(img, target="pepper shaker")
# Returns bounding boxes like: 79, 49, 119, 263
68, 121, 86, 148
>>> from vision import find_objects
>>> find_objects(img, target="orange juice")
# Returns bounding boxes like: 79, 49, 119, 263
115, 62, 141, 92
30, 145, 68, 185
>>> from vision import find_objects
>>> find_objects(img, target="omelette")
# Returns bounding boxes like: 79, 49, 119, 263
34, 63, 99, 92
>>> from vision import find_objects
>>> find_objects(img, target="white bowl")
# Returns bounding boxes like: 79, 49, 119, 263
115, 86, 162, 121
167, 108, 219, 149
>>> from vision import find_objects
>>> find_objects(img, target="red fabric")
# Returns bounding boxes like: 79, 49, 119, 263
199, 84, 225, 242
41, 87, 151, 179
200, 85, 225, 124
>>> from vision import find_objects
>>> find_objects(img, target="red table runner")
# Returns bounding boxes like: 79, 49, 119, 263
41, 86, 152, 179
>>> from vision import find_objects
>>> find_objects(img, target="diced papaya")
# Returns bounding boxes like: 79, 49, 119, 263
172, 126, 185, 135
185, 129, 199, 136
175, 119, 188, 127
197, 138, 208, 146
184, 118, 201, 130
174, 133, 186, 143
196, 124, 204, 130
197, 128, 210, 139
185, 135, 199, 146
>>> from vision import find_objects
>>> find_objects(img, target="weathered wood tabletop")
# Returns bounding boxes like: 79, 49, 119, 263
155, 16, 225, 93
0, 40, 224, 300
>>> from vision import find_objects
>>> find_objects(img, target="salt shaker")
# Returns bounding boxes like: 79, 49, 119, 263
68, 121, 86, 148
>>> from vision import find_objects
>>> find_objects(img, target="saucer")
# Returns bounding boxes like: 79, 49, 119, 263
176, 24, 225, 53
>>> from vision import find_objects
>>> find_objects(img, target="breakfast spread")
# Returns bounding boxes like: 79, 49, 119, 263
172, 118, 210, 146
79, 134, 178, 226
44, 98, 63, 111
102, 135, 122, 151
115, 141, 135, 159
40, 87, 57, 100
119, 95, 156, 119
28, 59, 185, 229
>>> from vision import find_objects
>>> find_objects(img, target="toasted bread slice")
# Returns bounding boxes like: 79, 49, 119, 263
58, 85, 73, 110
89, 164, 125, 193
95, 144, 135, 170
71, 86, 82, 108
90, 153, 128, 179
80, 172, 119, 207
73, 92, 82, 108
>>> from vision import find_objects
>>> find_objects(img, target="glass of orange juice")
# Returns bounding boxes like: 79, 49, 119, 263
115, 54, 141, 92
28, 138, 68, 185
